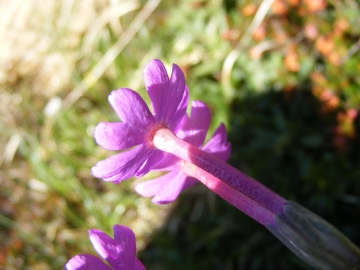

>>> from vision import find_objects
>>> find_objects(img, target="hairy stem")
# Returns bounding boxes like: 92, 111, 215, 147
183, 162, 275, 226
153, 127, 287, 214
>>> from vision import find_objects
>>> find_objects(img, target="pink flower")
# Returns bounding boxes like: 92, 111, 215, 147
65, 225, 145, 270
135, 101, 231, 204
92, 59, 188, 183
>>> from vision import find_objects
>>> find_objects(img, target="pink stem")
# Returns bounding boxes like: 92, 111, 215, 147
153, 128, 287, 215
183, 162, 275, 226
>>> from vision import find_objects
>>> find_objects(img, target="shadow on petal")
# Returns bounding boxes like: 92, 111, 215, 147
92, 144, 153, 183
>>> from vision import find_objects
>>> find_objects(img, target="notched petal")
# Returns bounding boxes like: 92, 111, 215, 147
109, 88, 154, 127
144, 60, 186, 126
89, 229, 121, 261
143, 59, 169, 118
169, 85, 189, 132
113, 225, 137, 269
162, 63, 186, 124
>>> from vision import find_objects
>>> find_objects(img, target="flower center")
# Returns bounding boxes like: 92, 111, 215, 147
147, 124, 168, 146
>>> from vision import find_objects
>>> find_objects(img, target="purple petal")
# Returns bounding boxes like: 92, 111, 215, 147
135, 149, 165, 177
136, 170, 178, 197
89, 229, 125, 270
113, 225, 137, 269
202, 123, 231, 161
65, 254, 111, 270
180, 100, 210, 147
92, 144, 153, 183
144, 59, 185, 125
151, 154, 179, 171
94, 122, 145, 151
135, 170, 189, 204
168, 85, 189, 132
134, 258, 146, 270
108, 88, 155, 127
143, 59, 168, 118
174, 114, 189, 140
182, 176, 198, 190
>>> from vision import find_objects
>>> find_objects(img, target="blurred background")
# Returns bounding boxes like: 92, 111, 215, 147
1, 0, 360, 269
